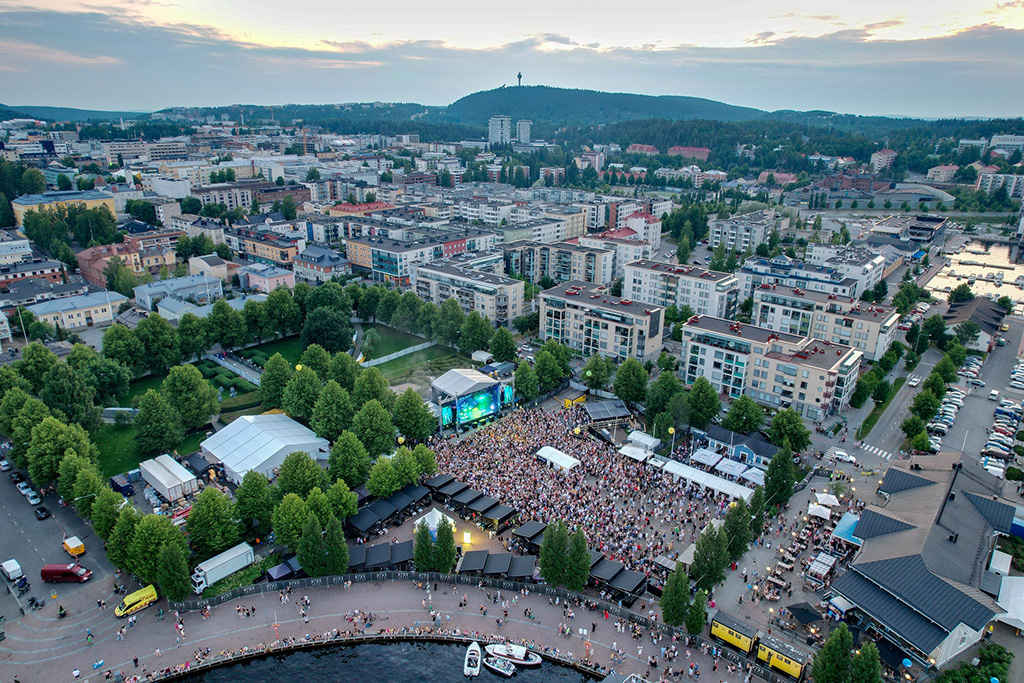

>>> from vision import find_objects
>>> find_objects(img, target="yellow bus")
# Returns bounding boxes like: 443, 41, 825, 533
756, 634, 809, 681
710, 610, 760, 656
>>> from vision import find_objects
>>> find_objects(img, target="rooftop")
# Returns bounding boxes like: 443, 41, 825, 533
12, 189, 111, 206
626, 259, 735, 283
683, 315, 803, 345
415, 261, 519, 287
27, 290, 127, 314
541, 280, 663, 317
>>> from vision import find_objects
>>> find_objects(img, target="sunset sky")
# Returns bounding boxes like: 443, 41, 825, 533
1, 0, 1023, 116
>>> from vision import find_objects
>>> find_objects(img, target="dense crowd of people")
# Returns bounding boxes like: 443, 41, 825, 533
431, 406, 740, 575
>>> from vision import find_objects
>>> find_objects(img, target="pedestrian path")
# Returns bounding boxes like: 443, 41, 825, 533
859, 444, 894, 461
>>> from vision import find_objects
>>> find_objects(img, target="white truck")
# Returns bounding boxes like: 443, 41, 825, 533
190, 542, 255, 595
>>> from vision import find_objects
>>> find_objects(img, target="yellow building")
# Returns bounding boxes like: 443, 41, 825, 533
11, 190, 116, 227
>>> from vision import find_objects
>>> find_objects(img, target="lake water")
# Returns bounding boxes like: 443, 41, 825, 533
178, 641, 603, 683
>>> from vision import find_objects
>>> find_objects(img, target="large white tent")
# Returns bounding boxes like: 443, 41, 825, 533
536, 446, 580, 471
662, 460, 753, 502
201, 414, 329, 484
414, 507, 457, 541
619, 445, 650, 462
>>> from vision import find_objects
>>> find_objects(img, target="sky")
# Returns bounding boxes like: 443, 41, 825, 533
1, 1, 1023, 118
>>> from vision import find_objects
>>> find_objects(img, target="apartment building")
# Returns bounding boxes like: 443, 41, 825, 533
76, 241, 175, 287
737, 254, 861, 299
0, 258, 64, 288
708, 210, 779, 253
626, 144, 659, 156
292, 245, 351, 283
623, 260, 739, 318
870, 149, 898, 173
454, 198, 513, 226
188, 254, 235, 281
0, 232, 32, 265
27, 291, 128, 330
572, 201, 608, 231
988, 135, 1024, 153
678, 315, 862, 421
539, 281, 664, 362
238, 263, 295, 293
231, 229, 305, 266
488, 116, 511, 145
666, 146, 711, 161
11, 190, 116, 226
190, 182, 257, 212
574, 230, 652, 280
621, 211, 662, 253
976, 173, 1024, 198
806, 244, 887, 291
146, 140, 189, 161
502, 241, 614, 286
752, 285, 899, 361
516, 120, 532, 143
346, 230, 499, 285
411, 261, 523, 326
926, 165, 959, 183
133, 274, 224, 311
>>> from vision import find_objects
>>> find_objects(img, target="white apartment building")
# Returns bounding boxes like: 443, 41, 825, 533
576, 233, 652, 279
454, 198, 513, 226
147, 140, 189, 161
190, 183, 253, 212
539, 281, 664, 362
988, 135, 1024, 153
678, 315, 862, 421
621, 211, 662, 253
752, 286, 899, 361
737, 254, 861, 299
870, 149, 898, 173
411, 261, 523, 326
708, 210, 779, 253
623, 260, 739, 318
805, 244, 887, 291
976, 173, 1024, 198
516, 120, 532, 143
149, 176, 191, 199
502, 241, 614, 286
488, 116, 512, 145
0, 233, 32, 265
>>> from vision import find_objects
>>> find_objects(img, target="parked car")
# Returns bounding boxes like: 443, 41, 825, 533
34, 506, 50, 520
8, 472, 23, 484
16, 481, 32, 496
990, 390, 1001, 401
26, 491, 41, 506
0, 459, 10, 472
833, 450, 857, 464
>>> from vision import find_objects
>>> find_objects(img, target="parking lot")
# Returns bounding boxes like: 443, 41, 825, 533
0, 462, 115, 620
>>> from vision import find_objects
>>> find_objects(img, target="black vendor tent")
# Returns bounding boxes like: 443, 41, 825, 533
483, 504, 517, 529
385, 491, 414, 514
609, 569, 647, 595
348, 545, 366, 571
513, 521, 547, 542
436, 481, 469, 500
401, 484, 430, 504
483, 552, 513, 576
390, 540, 414, 568
459, 550, 489, 574
365, 543, 391, 569
367, 498, 398, 522
424, 474, 454, 490
348, 508, 380, 534
590, 558, 625, 583
788, 603, 823, 625
468, 495, 499, 515
452, 489, 484, 508
508, 555, 537, 579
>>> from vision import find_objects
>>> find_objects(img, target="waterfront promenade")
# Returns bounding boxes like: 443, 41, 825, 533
0, 578, 758, 683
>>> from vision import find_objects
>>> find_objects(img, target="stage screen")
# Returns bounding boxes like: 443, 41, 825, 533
501, 384, 514, 405
456, 386, 500, 425
441, 405, 454, 427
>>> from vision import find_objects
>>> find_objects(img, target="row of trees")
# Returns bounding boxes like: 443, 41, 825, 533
850, 342, 905, 409
537, 520, 592, 591
901, 343, 970, 451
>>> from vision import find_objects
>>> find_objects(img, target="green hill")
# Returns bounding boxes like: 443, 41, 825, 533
0, 103, 33, 120
8, 105, 147, 122
439, 86, 766, 127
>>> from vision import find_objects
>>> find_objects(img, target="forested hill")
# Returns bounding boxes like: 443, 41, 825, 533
8, 105, 146, 122
0, 104, 34, 120
439, 86, 765, 127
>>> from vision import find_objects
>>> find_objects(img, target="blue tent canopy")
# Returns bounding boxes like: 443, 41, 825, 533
831, 512, 862, 546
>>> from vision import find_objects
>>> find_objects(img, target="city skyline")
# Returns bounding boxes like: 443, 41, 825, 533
0, 2, 1023, 117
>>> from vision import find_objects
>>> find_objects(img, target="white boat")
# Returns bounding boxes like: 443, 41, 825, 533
484, 644, 542, 668
465, 642, 481, 677
483, 657, 517, 677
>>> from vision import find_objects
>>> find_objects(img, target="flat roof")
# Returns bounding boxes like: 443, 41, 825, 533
684, 315, 803, 344
626, 259, 735, 283
542, 280, 663, 317
415, 261, 519, 287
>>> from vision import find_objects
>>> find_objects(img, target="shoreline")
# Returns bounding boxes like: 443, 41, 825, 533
154, 632, 607, 681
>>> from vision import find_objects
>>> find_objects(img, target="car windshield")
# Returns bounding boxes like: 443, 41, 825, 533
74, 566, 87, 576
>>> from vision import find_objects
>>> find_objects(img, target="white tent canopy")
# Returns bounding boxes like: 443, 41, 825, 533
996, 576, 1024, 630
202, 414, 330, 485
690, 448, 722, 467
714, 458, 747, 478
808, 503, 832, 520
536, 446, 580, 471
619, 445, 650, 462
414, 507, 457, 540
741, 467, 765, 486
628, 431, 661, 452
815, 492, 841, 507
662, 460, 753, 502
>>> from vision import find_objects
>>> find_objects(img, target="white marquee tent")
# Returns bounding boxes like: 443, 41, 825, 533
619, 445, 650, 462
808, 503, 832, 520
414, 507, 457, 541
662, 460, 753, 502
536, 446, 580, 471
201, 414, 329, 485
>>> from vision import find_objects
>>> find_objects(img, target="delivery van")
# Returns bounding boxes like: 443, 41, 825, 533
62, 536, 85, 557
41, 563, 92, 583
115, 585, 158, 617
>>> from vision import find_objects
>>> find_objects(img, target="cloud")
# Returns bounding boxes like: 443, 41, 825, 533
0, 8, 1021, 117
864, 19, 905, 31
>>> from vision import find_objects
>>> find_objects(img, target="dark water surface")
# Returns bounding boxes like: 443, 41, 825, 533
179, 641, 603, 682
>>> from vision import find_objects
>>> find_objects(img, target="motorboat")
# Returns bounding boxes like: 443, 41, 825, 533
465, 642, 482, 677
483, 657, 518, 677
484, 644, 542, 668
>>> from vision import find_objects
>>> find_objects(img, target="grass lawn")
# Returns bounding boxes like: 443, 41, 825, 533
117, 374, 166, 407
361, 323, 425, 359
220, 405, 267, 424
250, 336, 304, 366
375, 346, 461, 378
94, 424, 140, 477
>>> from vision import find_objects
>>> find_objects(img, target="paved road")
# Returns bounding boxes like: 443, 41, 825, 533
0, 464, 117, 626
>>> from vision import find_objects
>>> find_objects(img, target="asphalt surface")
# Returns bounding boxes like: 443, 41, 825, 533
0, 464, 117, 625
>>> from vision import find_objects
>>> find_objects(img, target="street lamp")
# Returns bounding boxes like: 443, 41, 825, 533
668, 426, 676, 453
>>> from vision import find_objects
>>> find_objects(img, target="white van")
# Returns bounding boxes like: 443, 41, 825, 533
989, 390, 1000, 401
1, 559, 23, 581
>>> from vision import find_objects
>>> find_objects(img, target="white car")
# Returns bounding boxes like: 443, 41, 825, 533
25, 491, 40, 506
1010, 382, 1024, 391
16, 481, 32, 496
0, 459, 10, 472
908, 377, 921, 387
833, 450, 857, 464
